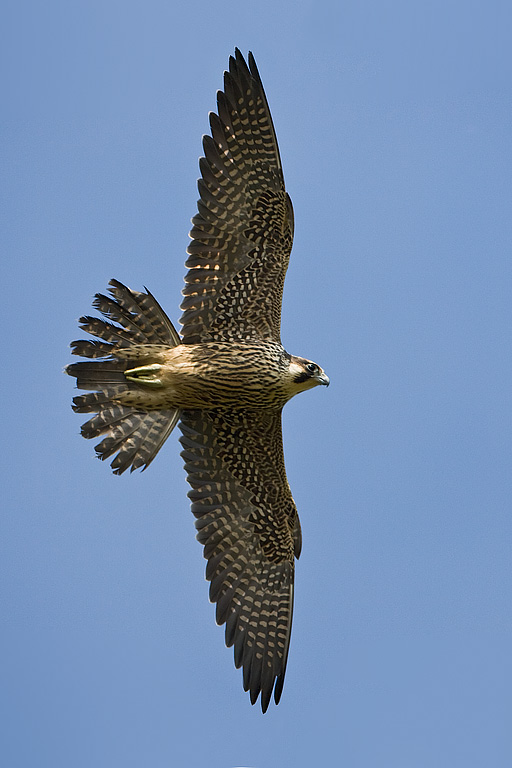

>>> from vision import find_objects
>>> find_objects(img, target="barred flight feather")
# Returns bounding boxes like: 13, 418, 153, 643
179, 410, 297, 712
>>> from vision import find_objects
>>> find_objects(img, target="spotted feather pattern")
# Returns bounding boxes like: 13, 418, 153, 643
180, 48, 294, 344
180, 408, 301, 712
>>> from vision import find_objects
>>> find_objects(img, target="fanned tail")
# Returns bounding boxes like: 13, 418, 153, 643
66, 280, 181, 474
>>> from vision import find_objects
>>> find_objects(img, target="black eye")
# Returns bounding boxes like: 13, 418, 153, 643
306, 363, 318, 374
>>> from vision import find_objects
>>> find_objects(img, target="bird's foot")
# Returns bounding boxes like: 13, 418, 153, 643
124, 363, 164, 388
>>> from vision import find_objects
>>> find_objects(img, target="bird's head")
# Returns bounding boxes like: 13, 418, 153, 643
285, 355, 330, 396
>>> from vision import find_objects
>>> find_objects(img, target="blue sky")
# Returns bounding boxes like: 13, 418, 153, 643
2, 1, 511, 766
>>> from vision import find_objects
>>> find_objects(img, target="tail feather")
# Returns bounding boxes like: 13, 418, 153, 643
80, 404, 132, 439
71, 389, 125, 413
109, 409, 180, 474
107, 279, 180, 345
70, 339, 114, 359
66, 361, 127, 389
92, 293, 153, 338
67, 280, 181, 474
78, 315, 139, 347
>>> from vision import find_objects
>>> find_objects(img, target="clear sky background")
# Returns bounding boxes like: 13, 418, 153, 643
2, 1, 511, 766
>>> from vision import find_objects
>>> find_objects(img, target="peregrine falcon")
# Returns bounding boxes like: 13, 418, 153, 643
67, 49, 329, 712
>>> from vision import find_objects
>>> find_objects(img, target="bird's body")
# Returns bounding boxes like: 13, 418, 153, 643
72, 336, 326, 410
67, 49, 328, 712
123, 342, 325, 409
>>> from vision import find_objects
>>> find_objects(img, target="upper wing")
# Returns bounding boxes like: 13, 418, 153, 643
180, 49, 294, 345
179, 407, 302, 712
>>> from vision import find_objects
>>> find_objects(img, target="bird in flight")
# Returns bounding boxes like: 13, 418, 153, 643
67, 49, 329, 712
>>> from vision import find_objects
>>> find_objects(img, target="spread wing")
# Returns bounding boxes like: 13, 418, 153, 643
179, 408, 302, 712
180, 49, 294, 345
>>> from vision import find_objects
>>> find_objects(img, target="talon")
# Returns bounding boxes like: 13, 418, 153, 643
125, 363, 164, 388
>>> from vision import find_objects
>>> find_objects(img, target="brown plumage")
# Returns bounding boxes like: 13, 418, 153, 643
67, 49, 328, 712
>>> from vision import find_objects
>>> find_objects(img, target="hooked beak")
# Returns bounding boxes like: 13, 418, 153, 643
317, 372, 330, 387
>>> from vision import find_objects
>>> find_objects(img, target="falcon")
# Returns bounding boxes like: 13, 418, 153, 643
67, 49, 329, 712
